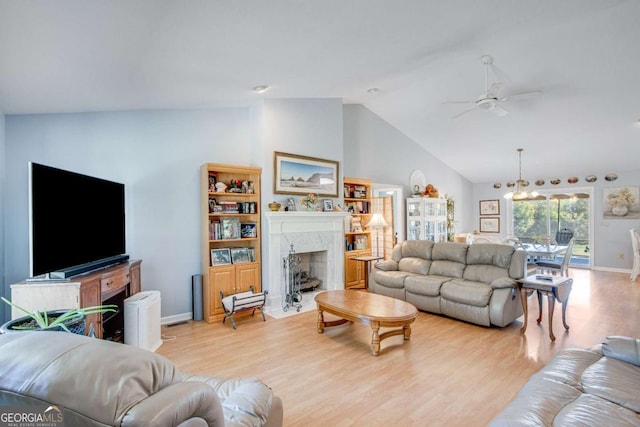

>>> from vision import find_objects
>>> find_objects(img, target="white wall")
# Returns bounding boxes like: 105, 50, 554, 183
10, 100, 628, 322
258, 98, 344, 295
4, 108, 251, 320
0, 113, 5, 322
343, 104, 473, 235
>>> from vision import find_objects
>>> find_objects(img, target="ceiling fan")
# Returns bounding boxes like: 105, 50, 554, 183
443, 55, 542, 119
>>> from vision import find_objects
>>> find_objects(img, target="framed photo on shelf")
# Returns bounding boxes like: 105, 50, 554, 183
211, 248, 231, 266
273, 151, 339, 197
322, 199, 334, 211
221, 218, 241, 239
230, 247, 251, 264
240, 222, 257, 238
479, 217, 500, 233
479, 199, 500, 216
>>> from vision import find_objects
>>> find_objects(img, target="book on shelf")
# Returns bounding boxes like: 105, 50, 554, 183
209, 221, 221, 240
219, 201, 239, 213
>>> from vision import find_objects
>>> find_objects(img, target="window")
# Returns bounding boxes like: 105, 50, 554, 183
509, 189, 592, 267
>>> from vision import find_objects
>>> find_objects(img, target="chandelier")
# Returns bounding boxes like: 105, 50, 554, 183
504, 148, 539, 200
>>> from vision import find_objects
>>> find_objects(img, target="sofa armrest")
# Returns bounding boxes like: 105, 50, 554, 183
375, 260, 399, 271
603, 336, 640, 367
490, 277, 517, 289
121, 381, 225, 427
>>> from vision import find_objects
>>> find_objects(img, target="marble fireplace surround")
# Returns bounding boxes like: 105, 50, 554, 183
263, 211, 350, 313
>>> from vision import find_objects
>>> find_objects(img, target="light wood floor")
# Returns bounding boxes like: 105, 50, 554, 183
157, 269, 640, 427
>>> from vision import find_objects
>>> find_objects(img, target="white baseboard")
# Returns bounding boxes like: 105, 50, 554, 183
592, 266, 631, 274
161, 312, 192, 326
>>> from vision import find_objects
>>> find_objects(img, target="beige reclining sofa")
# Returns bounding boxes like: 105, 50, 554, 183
491, 336, 640, 425
369, 241, 526, 327
0, 331, 283, 427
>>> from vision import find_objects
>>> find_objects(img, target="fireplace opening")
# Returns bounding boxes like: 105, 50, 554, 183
296, 251, 326, 292
282, 245, 327, 312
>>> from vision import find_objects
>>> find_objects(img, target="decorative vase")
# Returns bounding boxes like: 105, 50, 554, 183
268, 202, 281, 212
612, 205, 628, 216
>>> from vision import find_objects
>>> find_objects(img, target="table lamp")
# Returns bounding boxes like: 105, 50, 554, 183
366, 213, 389, 258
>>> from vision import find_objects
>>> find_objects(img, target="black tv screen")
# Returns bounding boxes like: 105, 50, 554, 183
29, 162, 126, 278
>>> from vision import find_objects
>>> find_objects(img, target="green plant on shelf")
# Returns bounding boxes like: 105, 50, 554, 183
1, 296, 118, 333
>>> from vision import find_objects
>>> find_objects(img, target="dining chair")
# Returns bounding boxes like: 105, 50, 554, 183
555, 228, 574, 245
536, 237, 575, 276
630, 229, 640, 281
503, 237, 538, 275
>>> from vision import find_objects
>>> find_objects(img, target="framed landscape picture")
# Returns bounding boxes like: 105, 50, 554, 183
274, 151, 339, 197
479, 217, 500, 233
479, 199, 500, 216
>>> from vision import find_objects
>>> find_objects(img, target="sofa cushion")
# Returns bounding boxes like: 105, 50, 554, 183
463, 264, 510, 285
582, 356, 640, 413
375, 260, 399, 272
372, 270, 412, 289
400, 240, 434, 259
399, 257, 431, 275
441, 279, 492, 307
490, 345, 640, 427
405, 275, 451, 297
429, 260, 465, 278
466, 243, 515, 268
432, 242, 468, 263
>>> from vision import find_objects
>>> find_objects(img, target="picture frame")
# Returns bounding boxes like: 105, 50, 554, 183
230, 247, 251, 264
602, 186, 640, 219
211, 248, 231, 266
221, 217, 241, 240
479, 199, 500, 216
322, 199, 334, 211
479, 217, 500, 233
241, 222, 257, 238
274, 151, 339, 197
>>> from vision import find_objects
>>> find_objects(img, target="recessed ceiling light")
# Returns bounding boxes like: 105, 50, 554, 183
253, 85, 269, 93
367, 88, 380, 94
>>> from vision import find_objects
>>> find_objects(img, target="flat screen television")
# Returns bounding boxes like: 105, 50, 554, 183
29, 162, 128, 279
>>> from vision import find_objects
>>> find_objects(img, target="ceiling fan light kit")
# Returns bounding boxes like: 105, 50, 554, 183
445, 55, 542, 119
504, 148, 539, 200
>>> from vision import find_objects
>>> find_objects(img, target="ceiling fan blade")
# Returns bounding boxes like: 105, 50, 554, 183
492, 105, 509, 117
452, 107, 477, 119
442, 100, 474, 104
501, 89, 543, 102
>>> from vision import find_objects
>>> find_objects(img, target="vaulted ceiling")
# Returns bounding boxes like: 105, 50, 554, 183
1, 1, 638, 184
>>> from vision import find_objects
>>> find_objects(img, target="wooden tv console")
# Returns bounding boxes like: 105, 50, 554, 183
9, 260, 142, 341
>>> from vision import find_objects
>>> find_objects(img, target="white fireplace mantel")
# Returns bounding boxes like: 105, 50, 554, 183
263, 211, 350, 310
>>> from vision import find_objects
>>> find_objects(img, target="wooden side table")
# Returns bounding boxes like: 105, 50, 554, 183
517, 275, 573, 341
352, 255, 383, 290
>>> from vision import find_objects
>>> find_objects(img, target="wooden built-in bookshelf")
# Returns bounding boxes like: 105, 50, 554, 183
200, 163, 262, 323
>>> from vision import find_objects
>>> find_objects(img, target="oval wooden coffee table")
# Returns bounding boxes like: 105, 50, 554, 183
314, 290, 418, 356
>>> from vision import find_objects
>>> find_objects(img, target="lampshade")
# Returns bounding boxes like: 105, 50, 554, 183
366, 213, 388, 228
